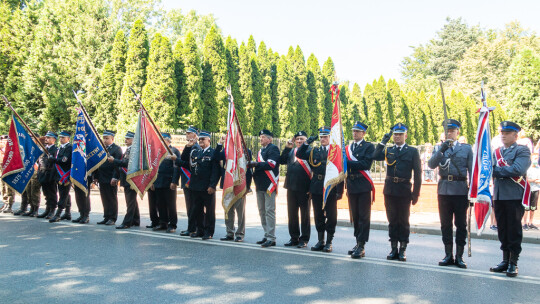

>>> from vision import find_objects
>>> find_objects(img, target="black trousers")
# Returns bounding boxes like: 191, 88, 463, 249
121, 187, 140, 226
74, 186, 91, 217
384, 194, 411, 243
42, 182, 58, 208
438, 195, 468, 246
286, 189, 311, 242
57, 184, 71, 210
184, 187, 196, 232
99, 183, 118, 221
311, 191, 338, 240
191, 190, 216, 236
494, 199, 524, 255
155, 187, 177, 228
148, 189, 159, 226
349, 191, 372, 242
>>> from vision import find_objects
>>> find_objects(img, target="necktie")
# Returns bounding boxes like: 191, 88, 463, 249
353, 143, 357, 150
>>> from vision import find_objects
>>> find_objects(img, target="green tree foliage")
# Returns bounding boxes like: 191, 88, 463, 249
93, 63, 117, 131
306, 54, 323, 134
224, 36, 244, 129
111, 30, 127, 100
322, 57, 335, 126
142, 33, 178, 130
290, 46, 310, 134
257, 41, 273, 131
178, 32, 203, 128
238, 42, 254, 134
276, 56, 295, 138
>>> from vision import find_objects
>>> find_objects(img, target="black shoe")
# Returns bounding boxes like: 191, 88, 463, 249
439, 244, 454, 266
116, 224, 131, 229
97, 219, 108, 225
189, 232, 201, 238
49, 215, 61, 223
152, 225, 166, 231
284, 239, 299, 247
311, 241, 325, 251
348, 244, 358, 255
72, 217, 82, 223
202, 234, 213, 240
13, 209, 26, 215
234, 236, 244, 242
220, 236, 234, 241
398, 243, 407, 262
146, 225, 155, 229
261, 240, 276, 248
256, 238, 267, 245
387, 241, 399, 260
22, 210, 33, 216
105, 220, 116, 226
37, 207, 50, 218
60, 213, 71, 221
490, 251, 509, 273
297, 241, 307, 248
455, 245, 467, 269
45, 209, 56, 219
351, 242, 365, 259
322, 243, 333, 253
179, 230, 191, 236
78, 217, 89, 224
29, 210, 39, 217
166, 227, 176, 233
506, 252, 519, 277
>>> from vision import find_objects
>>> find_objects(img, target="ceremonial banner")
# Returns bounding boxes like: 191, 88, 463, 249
71, 109, 107, 194
222, 98, 247, 216
126, 109, 167, 198
1, 115, 43, 194
323, 84, 347, 207
469, 91, 495, 236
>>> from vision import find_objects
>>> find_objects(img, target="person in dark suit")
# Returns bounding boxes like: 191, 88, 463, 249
248, 129, 281, 248
346, 121, 375, 259
372, 123, 421, 262
178, 126, 199, 236
296, 126, 344, 253
279, 131, 312, 248
180, 131, 220, 239
48, 131, 73, 222
37, 131, 59, 219
151, 133, 181, 233
95, 130, 122, 225
489, 121, 531, 277
109, 131, 140, 229
72, 177, 92, 224
428, 119, 473, 268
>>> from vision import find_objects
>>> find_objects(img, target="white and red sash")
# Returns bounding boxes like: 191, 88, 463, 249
293, 147, 312, 179
494, 147, 531, 208
346, 144, 375, 203
258, 149, 279, 194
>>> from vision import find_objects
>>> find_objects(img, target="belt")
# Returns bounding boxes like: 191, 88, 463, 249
386, 176, 408, 183
348, 173, 364, 180
316, 174, 324, 180
440, 175, 467, 181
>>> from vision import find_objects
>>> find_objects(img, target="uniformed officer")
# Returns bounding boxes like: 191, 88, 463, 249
95, 130, 122, 225
179, 126, 199, 236
20, 167, 41, 217
151, 133, 181, 233
372, 123, 421, 262
489, 121, 531, 277
345, 121, 375, 259
72, 177, 92, 224
36, 131, 59, 219
48, 131, 73, 222
109, 131, 140, 229
248, 129, 280, 248
279, 131, 312, 248
428, 119, 473, 268
296, 126, 344, 253
180, 130, 220, 239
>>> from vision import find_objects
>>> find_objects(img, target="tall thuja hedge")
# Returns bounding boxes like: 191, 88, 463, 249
291, 46, 310, 134
111, 30, 127, 101
257, 41, 273, 131
142, 33, 178, 131
276, 55, 295, 138
179, 32, 203, 129
224, 36, 244, 129
306, 54, 324, 134
117, 19, 149, 135
93, 63, 116, 131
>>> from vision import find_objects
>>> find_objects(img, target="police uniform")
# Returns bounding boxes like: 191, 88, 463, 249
428, 119, 473, 268
73, 177, 92, 224
296, 127, 344, 253
279, 131, 312, 247
180, 131, 220, 239
346, 122, 375, 258
48, 131, 73, 222
490, 121, 531, 277
178, 126, 199, 235
95, 130, 122, 225
112, 132, 140, 228
37, 132, 59, 219
251, 129, 280, 247
372, 123, 421, 261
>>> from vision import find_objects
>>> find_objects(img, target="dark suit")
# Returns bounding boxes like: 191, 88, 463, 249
74, 177, 92, 218
492, 143, 531, 255
178, 144, 200, 232
346, 140, 375, 243
153, 146, 181, 228
38, 145, 58, 209
181, 145, 220, 236
96, 143, 122, 221
372, 143, 421, 243
296, 144, 344, 242
112, 146, 140, 226
50, 143, 72, 210
280, 146, 311, 242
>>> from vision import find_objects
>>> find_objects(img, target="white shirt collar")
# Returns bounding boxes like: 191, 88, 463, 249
354, 139, 364, 145
60, 142, 68, 148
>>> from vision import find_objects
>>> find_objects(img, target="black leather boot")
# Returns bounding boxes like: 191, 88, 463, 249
322, 235, 333, 252
30, 206, 40, 217
37, 206, 50, 218
387, 241, 399, 260
506, 252, 518, 277
398, 242, 407, 262
351, 241, 365, 259
13, 204, 28, 215
45, 207, 56, 219
348, 243, 358, 255
311, 232, 325, 251
22, 206, 35, 216
49, 209, 62, 223
439, 244, 454, 266
60, 207, 71, 220
455, 245, 467, 269
490, 250, 509, 273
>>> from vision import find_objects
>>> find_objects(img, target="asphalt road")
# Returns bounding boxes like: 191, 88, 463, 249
1, 213, 539, 304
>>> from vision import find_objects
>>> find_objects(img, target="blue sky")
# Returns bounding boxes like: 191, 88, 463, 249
164, 0, 539, 89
